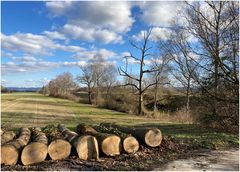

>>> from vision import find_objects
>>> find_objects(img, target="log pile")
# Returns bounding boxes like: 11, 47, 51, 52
1, 128, 31, 165
100, 123, 162, 147
1, 123, 163, 166
76, 124, 122, 156
58, 124, 99, 160
21, 127, 48, 165
95, 124, 139, 154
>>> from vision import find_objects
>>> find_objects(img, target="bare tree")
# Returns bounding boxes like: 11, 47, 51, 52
160, 27, 198, 113
47, 72, 76, 97
101, 64, 117, 107
184, 1, 239, 104
119, 30, 159, 115
148, 55, 170, 113
77, 64, 95, 104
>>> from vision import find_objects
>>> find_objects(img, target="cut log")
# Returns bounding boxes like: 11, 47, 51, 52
1, 131, 16, 145
100, 123, 162, 147
21, 128, 48, 165
76, 124, 122, 156
95, 124, 139, 154
58, 124, 99, 160
48, 139, 71, 160
1, 128, 31, 165
42, 125, 72, 160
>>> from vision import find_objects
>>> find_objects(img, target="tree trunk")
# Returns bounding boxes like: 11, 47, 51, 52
88, 91, 92, 104
102, 123, 162, 147
98, 123, 139, 154
21, 128, 48, 165
76, 124, 122, 156
138, 93, 143, 115
1, 128, 31, 165
154, 77, 159, 114
1, 131, 16, 145
58, 124, 99, 160
186, 77, 191, 112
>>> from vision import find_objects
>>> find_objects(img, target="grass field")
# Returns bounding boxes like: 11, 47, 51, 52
1, 92, 167, 129
1, 92, 238, 149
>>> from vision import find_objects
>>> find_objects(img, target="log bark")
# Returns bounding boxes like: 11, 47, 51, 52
1, 131, 16, 145
96, 124, 139, 154
100, 123, 162, 147
42, 125, 72, 160
21, 128, 48, 165
1, 128, 31, 165
58, 124, 99, 160
76, 124, 122, 156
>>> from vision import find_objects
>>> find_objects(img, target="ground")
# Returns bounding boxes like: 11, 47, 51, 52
154, 149, 239, 171
1, 92, 239, 171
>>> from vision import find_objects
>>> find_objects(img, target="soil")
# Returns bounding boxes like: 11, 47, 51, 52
154, 149, 239, 171
1, 136, 238, 171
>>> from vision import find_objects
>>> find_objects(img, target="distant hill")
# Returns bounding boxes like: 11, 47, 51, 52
6, 87, 41, 92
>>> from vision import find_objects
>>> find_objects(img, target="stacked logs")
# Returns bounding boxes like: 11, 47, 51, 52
1, 128, 31, 165
1, 123, 163, 166
94, 124, 139, 154
100, 123, 162, 147
76, 124, 122, 156
58, 124, 99, 160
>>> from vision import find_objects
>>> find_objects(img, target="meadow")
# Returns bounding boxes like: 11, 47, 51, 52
1, 92, 238, 150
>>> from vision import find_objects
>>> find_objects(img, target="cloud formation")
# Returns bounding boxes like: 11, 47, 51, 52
132, 27, 173, 42
1, 33, 85, 55
138, 1, 183, 27
45, 1, 134, 44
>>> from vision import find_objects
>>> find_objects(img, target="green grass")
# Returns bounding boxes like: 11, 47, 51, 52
1, 92, 238, 149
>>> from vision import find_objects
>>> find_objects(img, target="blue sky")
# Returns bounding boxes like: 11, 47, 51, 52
1, 1, 183, 87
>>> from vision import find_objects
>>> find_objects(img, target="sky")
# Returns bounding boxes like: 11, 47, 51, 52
1, 1, 183, 87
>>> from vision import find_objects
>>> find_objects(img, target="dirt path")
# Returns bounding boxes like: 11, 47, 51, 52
154, 149, 239, 171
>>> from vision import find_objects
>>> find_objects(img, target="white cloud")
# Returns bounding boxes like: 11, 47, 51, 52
62, 24, 122, 44
42, 31, 66, 40
63, 61, 87, 67
45, 1, 133, 44
132, 27, 173, 42
1, 32, 85, 55
11, 56, 37, 62
138, 1, 184, 27
1, 60, 60, 75
46, 1, 133, 32
73, 48, 117, 61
